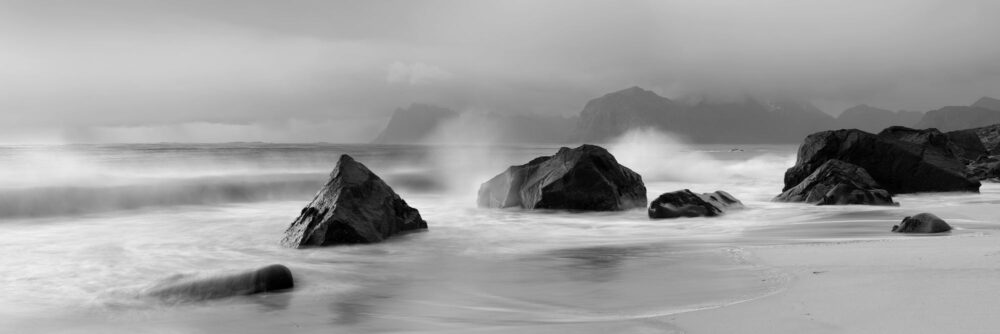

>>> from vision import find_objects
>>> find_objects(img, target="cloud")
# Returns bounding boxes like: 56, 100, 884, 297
0, 0, 998, 143
386, 61, 454, 85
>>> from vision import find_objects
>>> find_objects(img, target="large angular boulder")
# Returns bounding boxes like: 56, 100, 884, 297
477, 144, 646, 211
776, 159, 895, 205
648, 190, 743, 219
783, 129, 980, 194
281, 155, 427, 248
892, 213, 952, 233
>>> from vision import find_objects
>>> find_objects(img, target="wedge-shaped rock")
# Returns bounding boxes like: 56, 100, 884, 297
783, 129, 980, 194
281, 155, 427, 248
648, 190, 743, 219
477, 144, 646, 211
776, 159, 895, 205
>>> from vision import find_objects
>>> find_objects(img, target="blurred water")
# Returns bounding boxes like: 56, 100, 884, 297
0, 138, 995, 333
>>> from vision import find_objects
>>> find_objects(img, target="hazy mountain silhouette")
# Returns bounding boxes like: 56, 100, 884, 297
574, 86, 836, 143
972, 97, 1000, 111
837, 105, 923, 132
915, 97, 1000, 131
373, 104, 459, 144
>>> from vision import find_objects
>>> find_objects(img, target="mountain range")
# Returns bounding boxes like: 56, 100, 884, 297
373, 87, 999, 144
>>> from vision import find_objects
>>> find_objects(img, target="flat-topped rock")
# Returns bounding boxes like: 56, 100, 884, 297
281, 155, 427, 248
648, 190, 743, 219
477, 144, 646, 211
783, 129, 979, 194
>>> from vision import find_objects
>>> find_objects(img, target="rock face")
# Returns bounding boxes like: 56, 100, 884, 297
783, 129, 980, 194
477, 144, 646, 211
648, 190, 743, 219
968, 157, 1000, 181
877, 126, 984, 163
892, 213, 952, 233
281, 155, 427, 248
146, 264, 294, 301
776, 159, 895, 205
971, 124, 1000, 154
945, 128, 989, 162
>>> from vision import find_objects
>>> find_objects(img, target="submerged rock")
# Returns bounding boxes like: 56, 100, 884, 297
783, 129, 980, 194
281, 155, 427, 248
775, 159, 895, 205
648, 190, 743, 219
892, 213, 952, 233
477, 144, 646, 211
146, 264, 294, 301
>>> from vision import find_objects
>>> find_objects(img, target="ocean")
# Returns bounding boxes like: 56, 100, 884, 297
1, 131, 996, 333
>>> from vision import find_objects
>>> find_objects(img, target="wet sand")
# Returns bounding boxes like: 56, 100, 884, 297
670, 232, 1000, 333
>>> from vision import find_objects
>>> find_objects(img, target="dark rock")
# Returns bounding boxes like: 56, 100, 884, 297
944, 128, 989, 162
775, 159, 896, 205
147, 264, 294, 301
970, 123, 1000, 154
877, 126, 984, 163
967, 160, 1000, 181
891, 213, 952, 233
477, 144, 646, 211
281, 155, 427, 248
648, 189, 743, 219
783, 129, 980, 194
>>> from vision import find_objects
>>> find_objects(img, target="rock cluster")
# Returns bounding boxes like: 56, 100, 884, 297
648, 190, 743, 219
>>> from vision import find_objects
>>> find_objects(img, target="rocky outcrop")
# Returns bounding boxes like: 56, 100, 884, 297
891, 213, 952, 233
968, 157, 1000, 181
775, 159, 895, 205
970, 124, 1000, 154
944, 128, 989, 162
877, 126, 984, 163
281, 155, 427, 248
477, 144, 646, 211
146, 264, 294, 301
836, 104, 923, 133
783, 129, 980, 194
648, 190, 743, 219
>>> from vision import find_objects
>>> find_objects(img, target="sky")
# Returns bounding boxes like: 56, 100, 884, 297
1, 0, 998, 143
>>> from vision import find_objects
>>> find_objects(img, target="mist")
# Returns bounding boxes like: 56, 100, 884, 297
2, 0, 999, 143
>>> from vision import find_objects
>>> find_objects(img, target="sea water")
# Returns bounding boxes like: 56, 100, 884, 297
0, 133, 996, 333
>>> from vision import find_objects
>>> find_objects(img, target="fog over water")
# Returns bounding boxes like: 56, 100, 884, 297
2, 0, 999, 143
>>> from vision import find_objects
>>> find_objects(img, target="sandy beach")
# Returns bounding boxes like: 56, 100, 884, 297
670, 231, 1000, 333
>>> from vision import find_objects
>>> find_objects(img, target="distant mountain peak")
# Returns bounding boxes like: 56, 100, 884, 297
972, 96, 1000, 111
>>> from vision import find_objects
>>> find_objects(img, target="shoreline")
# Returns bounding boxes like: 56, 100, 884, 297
668, 231, 1000, 333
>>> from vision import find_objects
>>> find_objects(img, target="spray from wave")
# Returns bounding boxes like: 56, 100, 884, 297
607, 128, 795, 185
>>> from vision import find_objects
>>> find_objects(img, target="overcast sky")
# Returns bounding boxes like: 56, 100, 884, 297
1, 0, 998, 143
